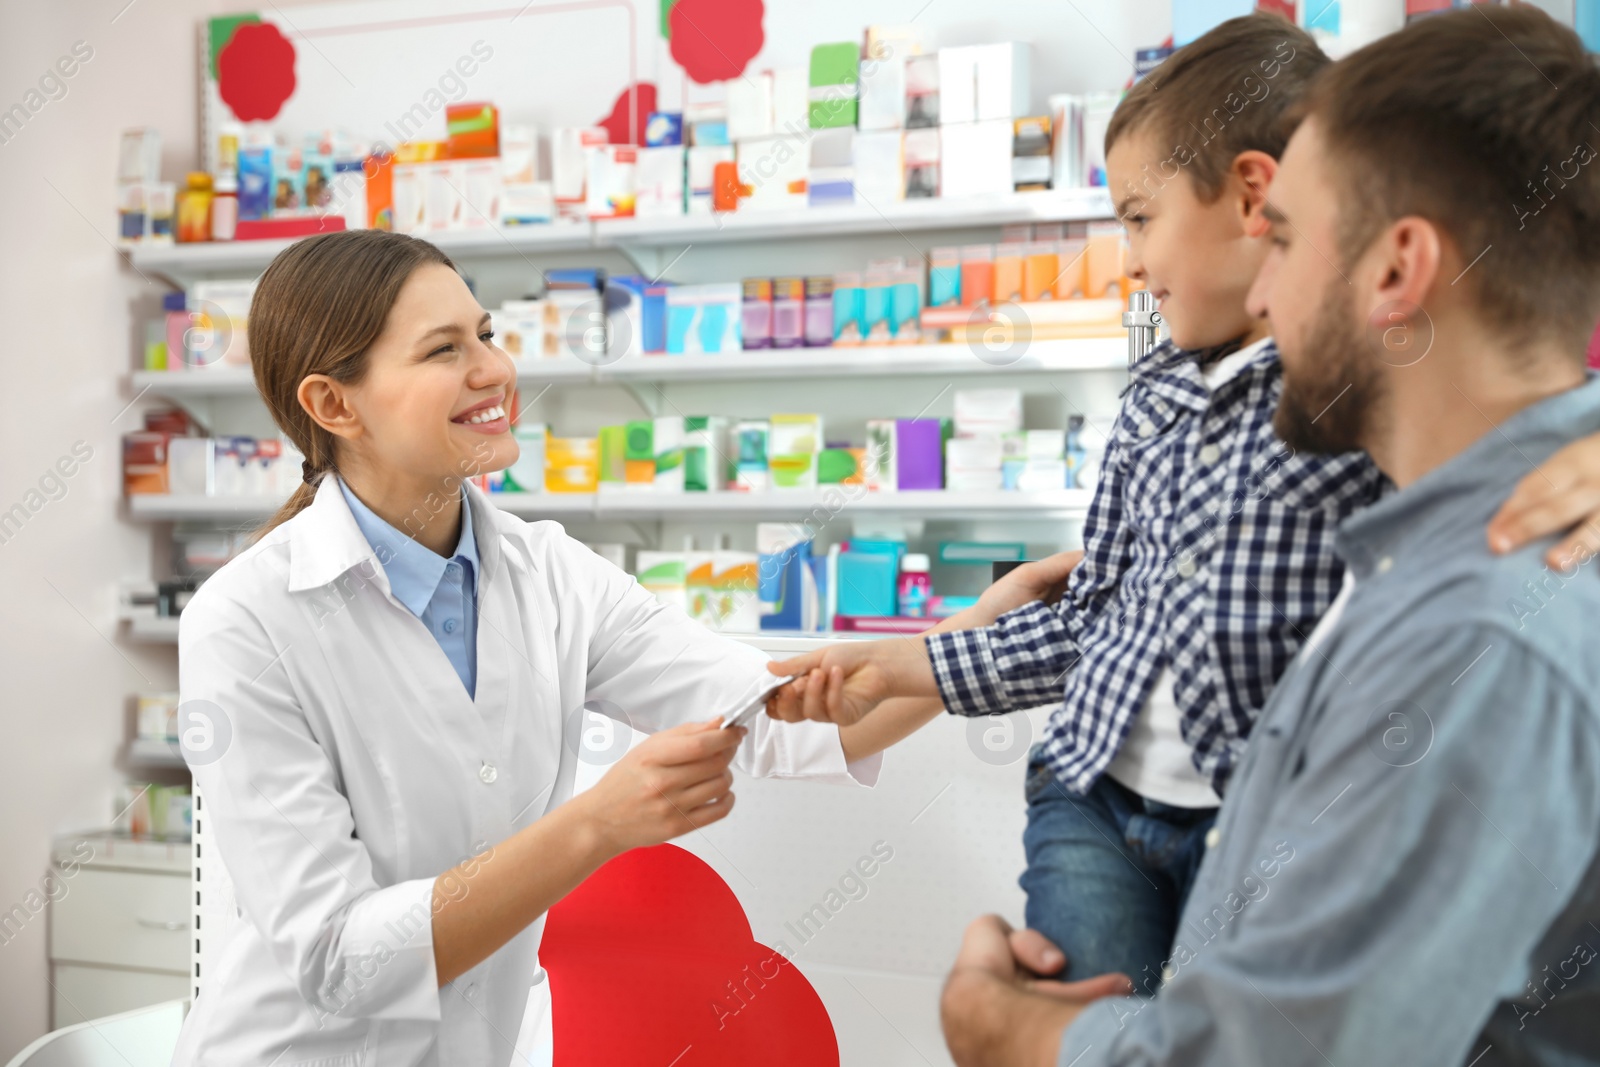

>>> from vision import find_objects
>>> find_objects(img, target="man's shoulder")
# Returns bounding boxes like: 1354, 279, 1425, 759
1340, 531, 1600, 701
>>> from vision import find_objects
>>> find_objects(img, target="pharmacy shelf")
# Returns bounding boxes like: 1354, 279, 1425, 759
125, 221, 595, 282
115, 618, 890, 652
581, 487, 1093, 520
593, 188, 1115, 246
599, 337, 1129, 381
130, 359, 595, 398
126, 488, 1093, 524
125, 738, 187, 769
122, 190, 1115, 284
123, 609, 181, 643
129, 337, 1129, 401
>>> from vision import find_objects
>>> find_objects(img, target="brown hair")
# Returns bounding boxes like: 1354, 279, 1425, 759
1301, 6, 1600, 348
1106, 13, 1327, 203
250, 230, 455, 536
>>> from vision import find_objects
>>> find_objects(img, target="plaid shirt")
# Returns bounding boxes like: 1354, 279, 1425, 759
926, 338, 1387, 797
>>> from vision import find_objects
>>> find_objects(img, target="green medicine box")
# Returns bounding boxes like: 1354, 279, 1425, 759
809, 42, 860, 129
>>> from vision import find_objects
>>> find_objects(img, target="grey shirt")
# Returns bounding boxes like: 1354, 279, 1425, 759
1059, 376, 1600, 1067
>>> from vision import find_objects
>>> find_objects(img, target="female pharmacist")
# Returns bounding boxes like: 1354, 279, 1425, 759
168, 230, 905, 1066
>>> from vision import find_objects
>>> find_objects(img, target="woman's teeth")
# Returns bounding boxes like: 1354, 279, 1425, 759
458, 404, 505, 425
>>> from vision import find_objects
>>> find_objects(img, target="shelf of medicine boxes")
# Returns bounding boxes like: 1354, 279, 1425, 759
128, 337, 1129, 399
122, 188, 1116, 286
122, 595, 878, 654
126, 487, 1095, 524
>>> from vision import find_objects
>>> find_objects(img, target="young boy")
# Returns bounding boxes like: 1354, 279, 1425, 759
769, 14, 1383, 988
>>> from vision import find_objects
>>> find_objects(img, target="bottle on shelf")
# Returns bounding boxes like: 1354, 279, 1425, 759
897, 553, 932, 618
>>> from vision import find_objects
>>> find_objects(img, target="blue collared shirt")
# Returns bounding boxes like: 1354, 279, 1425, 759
926, 337, 1387, 796
1058, 374, 1600, 1066
338, 477, 479, 698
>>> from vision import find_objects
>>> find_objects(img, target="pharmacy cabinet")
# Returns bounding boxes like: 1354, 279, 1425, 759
48, 834, 190, 1029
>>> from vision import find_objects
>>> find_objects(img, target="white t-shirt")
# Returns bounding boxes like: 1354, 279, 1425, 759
1102, 337, 1276, 809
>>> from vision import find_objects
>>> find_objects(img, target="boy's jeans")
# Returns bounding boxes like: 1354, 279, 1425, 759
1020, 744, 1217, 987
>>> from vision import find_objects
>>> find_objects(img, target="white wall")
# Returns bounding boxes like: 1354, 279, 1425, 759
0, 0, 1166, 1055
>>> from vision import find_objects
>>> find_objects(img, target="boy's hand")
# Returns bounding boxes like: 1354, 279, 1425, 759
1487, 434, 1600, 568
971, 550, 1084, 627
765, 638, 938, 726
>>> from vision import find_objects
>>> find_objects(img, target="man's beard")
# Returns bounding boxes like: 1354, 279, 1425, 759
1274, 281, 1383, 455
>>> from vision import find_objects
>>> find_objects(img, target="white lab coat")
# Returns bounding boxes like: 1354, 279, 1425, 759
171, 474, 878, 1067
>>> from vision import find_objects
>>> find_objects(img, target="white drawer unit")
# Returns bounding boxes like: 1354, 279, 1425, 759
50, 963, 191, 1029
49, 833, 191, 1031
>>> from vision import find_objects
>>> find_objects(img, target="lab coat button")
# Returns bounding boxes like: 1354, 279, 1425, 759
1205, 826, 1221, 849
478, 762, 498, 784
1198, 443, 1222, 465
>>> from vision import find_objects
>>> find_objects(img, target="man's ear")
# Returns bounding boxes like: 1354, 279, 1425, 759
1371, 216, 1444, 318
1234, 150, 1279, 239
299, 374, 363, 443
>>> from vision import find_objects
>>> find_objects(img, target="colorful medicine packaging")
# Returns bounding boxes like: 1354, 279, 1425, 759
666, 284, 742, 353
809, 42, 861, 128
645, 111, 684, 147
733, 420, 771, 491
769, 414, 823, 489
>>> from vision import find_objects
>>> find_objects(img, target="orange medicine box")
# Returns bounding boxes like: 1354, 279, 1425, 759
993, 243, 1026, 304
1053, 236, 1088, 299
1022, 241, 1060, 301
959, 245, 995, 307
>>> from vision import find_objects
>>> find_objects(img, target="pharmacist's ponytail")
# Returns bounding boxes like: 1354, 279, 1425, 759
249, 230, 455, 538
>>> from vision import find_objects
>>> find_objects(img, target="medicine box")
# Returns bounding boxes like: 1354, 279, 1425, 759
733, 420, 770, 491
636, 551, 689, 614
502, 424, 547, 492
545, 436, 599, 492
769, 414, 823, 489
654, 416, 686, 491
585, 145, 637, 218
624, 420, 655, 486
809, 42, 860, 128
727, 71, 775, 140
666, 284, 742, 353
808, 128, 855, 206
684, 416, 727, 492
737, 136, 809, 211
954, 389, 1024, 439
687, 145, 735, 215
941, 121, 1014, 198
938, 47, 980, 125
635, 146, 685, 217
895, 418, 949, 490
865, 419, 897, 490
858, 51, 907, 131
974, 43, 1030, 121
853, 130, 903, 206
712, 551, 761, 631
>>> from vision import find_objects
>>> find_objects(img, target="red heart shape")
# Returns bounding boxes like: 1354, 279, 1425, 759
542, 843, 838, 1066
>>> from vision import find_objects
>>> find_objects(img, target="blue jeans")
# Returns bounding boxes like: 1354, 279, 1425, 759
1019, 744, 1217, 988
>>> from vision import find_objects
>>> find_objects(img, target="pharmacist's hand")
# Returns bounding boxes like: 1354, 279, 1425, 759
971, 550, 1084, 628
574, 718, 744, 858
1488, 432, 1600, 569
764, 639, 939, 727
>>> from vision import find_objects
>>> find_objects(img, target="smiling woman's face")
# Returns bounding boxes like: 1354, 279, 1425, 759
340, 262, 518, 496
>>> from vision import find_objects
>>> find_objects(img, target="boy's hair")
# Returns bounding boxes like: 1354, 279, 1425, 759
1105, 13, 1326, 203
1302, 6, 1600, 348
